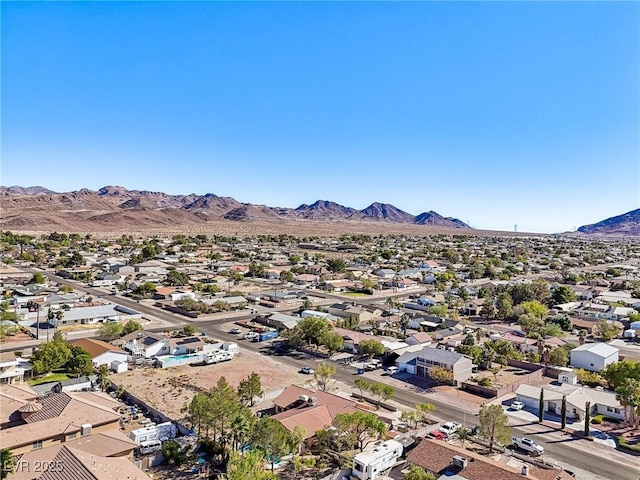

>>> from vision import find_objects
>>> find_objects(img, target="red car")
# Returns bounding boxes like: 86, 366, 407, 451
427, 430, 446, 440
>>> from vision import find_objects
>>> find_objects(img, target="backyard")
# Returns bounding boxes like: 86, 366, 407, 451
111, 348, 301, 422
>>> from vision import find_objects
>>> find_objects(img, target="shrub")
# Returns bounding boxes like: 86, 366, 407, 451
617, 436, 640, 453
478, 378, 493, 387
591, 415, 603, 424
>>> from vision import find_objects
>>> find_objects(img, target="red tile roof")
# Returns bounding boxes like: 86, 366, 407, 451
273, 385, 356, 418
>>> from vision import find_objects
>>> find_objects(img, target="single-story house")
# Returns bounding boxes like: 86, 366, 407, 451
515, 383, 624, 422
70, 338, 129, 370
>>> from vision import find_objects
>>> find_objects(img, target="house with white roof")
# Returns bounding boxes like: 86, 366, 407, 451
570, 342, 619, 372
515, 383, 623, 422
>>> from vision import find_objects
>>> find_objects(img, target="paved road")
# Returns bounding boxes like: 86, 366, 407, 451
199, 323, 637, 480
25, 268, 638, 478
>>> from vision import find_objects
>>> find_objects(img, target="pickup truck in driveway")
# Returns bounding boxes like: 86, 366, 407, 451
512, 436, 544, 456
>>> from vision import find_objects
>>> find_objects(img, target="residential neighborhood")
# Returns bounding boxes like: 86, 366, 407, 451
1, 230, 640, 480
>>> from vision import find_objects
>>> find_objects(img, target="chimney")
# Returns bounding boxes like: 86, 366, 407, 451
521, 465, 529, 476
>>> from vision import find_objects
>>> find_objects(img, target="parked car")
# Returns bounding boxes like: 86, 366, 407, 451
385, 366, 399, 375
243, 332, 259, 340
300, 367, 315, 375
512, 436, 544, 456
439, 421, 462, 437
230, 328, 241, 334
510, 401, 525, 411
427, 430, 446, 440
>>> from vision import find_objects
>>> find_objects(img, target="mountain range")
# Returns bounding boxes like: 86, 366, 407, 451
0, 185, 471, 232
577, 208, 640, 235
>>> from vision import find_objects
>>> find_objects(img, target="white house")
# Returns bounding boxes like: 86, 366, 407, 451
570, 343, 619, 372
70, 338, 129, 369
0, 352, 30, 385
120, 332, 171, 358
352, 439, 403, 480
515, 383, 624, 422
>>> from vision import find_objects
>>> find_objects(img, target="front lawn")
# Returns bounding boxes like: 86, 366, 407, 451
28, 373, 72, 386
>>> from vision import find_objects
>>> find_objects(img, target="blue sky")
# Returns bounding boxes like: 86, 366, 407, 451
2, 1, 638, 233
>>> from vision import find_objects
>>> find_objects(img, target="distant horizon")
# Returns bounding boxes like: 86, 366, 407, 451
2, 2, 638, 234
2, 182, 635, 234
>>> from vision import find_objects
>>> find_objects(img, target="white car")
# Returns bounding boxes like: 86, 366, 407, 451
439, 421, 462, 437
510, 401, 525, 411
512, 436, 544, 456
243, 332, 259, 340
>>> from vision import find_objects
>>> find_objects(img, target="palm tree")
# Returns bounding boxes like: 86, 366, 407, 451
97, 365, 111, 392
54, 310, 64, 336
454, 427, 472, 448
578, 330, 586, 346
1, 449, 15, 480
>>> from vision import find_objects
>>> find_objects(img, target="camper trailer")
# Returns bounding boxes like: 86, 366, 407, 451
352, 439, 403, 480
129, 421, 177, 445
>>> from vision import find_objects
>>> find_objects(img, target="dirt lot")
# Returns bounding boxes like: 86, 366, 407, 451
112, 349, 299, 422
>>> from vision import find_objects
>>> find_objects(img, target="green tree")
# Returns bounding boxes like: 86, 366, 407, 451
161, 439, 192, 465
65, 346, 95, 377
416, 403, 435, 424
496, 292, 514, 320
327, 258, 346, 273
478, 404, 511, 453
182, 324, 196, 336
515, 300, 548, 320
226, 450, 278, 480
615, 378, 640, 428
165, 269, 190, 286
31, 336, 71, 375
251, 417, 299, 470
429, 304, 448, 318
548, 347, 569, 367
97, 364, 111, 391
134, 281, 157, 297
429, 366, 453, 385
368, 382, 395, 409
320, 331, 344, 355
595, 319, 621, 341
333, 411, 387, 451
238, 372, 263, 407
1, 449, 15, 480
122, 320, 143, 335
27, 272, 46, 285
279, 270, 295, 283
403, 465, 435, 480
313, 363, 336, 392
98, 322, 124, 341
552, 285, 577, 305
454, 427, 472, 448
296, 316, 331, 349
358, 339, 385, 358
354, 378, 371, 399
603, 360, 640, 389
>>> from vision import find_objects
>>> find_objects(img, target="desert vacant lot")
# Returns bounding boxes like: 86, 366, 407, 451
112, 349, 299, 422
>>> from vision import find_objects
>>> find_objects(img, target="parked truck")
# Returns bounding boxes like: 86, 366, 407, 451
512, 436, 544, 456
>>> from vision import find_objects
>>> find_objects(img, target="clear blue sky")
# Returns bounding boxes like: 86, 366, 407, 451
2, 1, 639, 233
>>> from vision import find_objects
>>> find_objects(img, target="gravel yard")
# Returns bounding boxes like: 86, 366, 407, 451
111, 349, 299, 422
